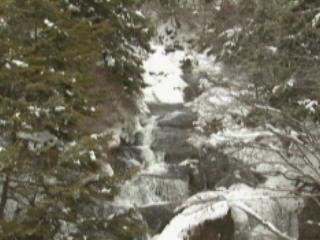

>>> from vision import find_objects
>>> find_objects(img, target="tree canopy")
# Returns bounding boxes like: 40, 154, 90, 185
0, 0, 151, 239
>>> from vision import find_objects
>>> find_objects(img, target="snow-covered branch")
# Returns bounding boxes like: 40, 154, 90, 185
229, 201, 297, 240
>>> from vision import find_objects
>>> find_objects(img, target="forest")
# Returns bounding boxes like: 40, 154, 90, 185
0, 0, 320, 239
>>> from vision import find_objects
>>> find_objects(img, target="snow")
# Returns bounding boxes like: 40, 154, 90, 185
143, 44, 187, 103
54, 106, 66, 112
135, 10, 145, 18
5, 63, 11, 69
156, 184, 301, 240
89, 150, 97, 161
0, 17, 7, 28
154, 201, 229, 240
194, 50, 221, 75
208, 91, 234, 106
266, 46, 278, 54
286, 78, 295, 87
28, 106, 50, 118
68, 4, 80, 12
272, 84, 282, 93
44, 19, 54, 28
298, 99, 318, 113
106, 56, 116, 67
101, 163, 114, 177
312, 12, 320, 28
219, 27, 242, 39
12, 59, 29, 68
209, 128, 274, 147
0, 119, 6, 126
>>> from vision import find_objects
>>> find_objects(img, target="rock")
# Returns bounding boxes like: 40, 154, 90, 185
165, 44, 184, 54
140, 204, 176, 233
167, 164, 190, 180
112, 146, 144, 164
188, 210, 235, 240
182, 72, 208, 102
197, 149, 265, 190
187, 163, 206, 194
158, 110, 197, 129
181, 58, 193, 71
151, 127, 199, 163
147, 103, 186, 116
134, 131, 144, 146
184, 85, 200, 102
299, 198, 320, 240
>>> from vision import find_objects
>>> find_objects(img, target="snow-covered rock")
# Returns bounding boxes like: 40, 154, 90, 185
156, 184, 301, 240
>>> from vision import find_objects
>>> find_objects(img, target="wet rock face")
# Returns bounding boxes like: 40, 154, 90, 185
182, 71, 207, 102
140, 204, 176, 233
189, 149, 266, 192
151, 127, 199, 163
151, 107, 199, 164
148, 103, 186, 116
113, 146, 144, 164
299, 198, 320, 240
187, 210, 235, 240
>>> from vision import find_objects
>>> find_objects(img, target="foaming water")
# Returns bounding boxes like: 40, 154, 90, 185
114, 115, 189, 208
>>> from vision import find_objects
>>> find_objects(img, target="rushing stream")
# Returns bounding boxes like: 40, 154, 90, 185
114, 42, 190, 205
111, 35, 302, 239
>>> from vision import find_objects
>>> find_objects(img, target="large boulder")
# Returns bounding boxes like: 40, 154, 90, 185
188, 210, 235, 240
140, 204, 176, 233
188, 148, 266, 192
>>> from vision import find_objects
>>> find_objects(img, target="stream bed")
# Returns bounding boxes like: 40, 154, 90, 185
111, 39, 302, 240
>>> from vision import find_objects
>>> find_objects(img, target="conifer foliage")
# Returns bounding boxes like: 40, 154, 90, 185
0, 0, 151, 239
201, 0, 320, 120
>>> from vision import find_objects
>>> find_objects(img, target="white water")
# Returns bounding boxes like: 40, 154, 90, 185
114, 45, 190, 207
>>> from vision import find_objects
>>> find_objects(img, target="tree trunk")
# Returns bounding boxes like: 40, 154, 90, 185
0, 174, 10, 219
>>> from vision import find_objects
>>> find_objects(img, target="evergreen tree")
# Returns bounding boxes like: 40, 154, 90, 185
0, 0, 151, 239
201, 0, 320, 120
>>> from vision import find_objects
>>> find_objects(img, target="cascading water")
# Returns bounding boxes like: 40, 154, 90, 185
114, 113, 189, 208
112, 21, 302, 238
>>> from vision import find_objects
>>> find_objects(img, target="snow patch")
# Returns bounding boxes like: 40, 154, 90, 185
44, 19, 55, 28
219, 27, 242, 39
12, 59, 29, 68
209, 128, 273, 147
298, 99, 318, 113
312, 12, 320, 28
89, 150, 97, 161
